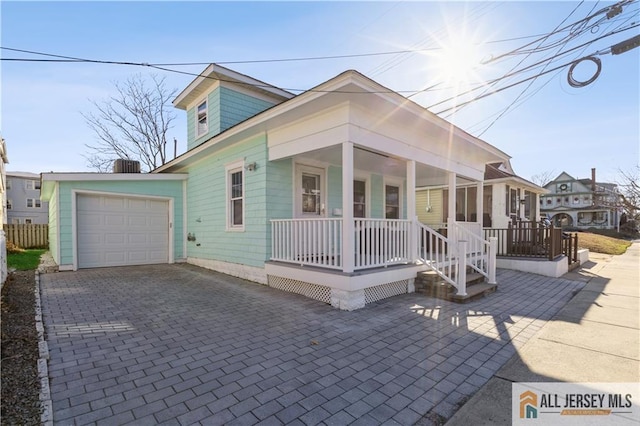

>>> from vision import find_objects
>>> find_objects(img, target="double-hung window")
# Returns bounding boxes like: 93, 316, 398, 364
385, 184, 400, 219
227, 162, 244, 230
354, 180, 366, 218
196, 100, 208, 137
26, 198, 41, 208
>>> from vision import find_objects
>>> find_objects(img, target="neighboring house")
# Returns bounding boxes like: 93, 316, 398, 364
42, 65, 531, 310
540, 169, 621, 229
0, 136, 8, 225
416, 161, 547, 229
6, 172, 49, 224
1, 135, 8, 285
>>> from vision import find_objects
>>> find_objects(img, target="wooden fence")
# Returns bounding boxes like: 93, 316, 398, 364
484, 222, 578, 265
3, 224, 49, 249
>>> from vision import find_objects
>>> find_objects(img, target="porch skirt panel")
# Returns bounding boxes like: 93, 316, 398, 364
267, 275, 332, 304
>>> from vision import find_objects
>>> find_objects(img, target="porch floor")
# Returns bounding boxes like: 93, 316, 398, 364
264, 260, 419, 277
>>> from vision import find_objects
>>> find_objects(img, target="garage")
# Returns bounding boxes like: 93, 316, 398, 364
77, 193, 170, 268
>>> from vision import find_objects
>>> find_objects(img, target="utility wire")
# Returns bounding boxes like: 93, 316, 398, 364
427, 22, 639, 111
474, 1, 587, 135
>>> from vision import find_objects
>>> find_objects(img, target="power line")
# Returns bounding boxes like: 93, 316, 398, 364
426, 22, 639, 112
474, 1, 588, 136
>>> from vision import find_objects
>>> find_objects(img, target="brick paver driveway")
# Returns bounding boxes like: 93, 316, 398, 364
41, 264, 583, 425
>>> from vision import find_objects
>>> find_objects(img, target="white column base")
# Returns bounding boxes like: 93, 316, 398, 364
330, 289, 365, 311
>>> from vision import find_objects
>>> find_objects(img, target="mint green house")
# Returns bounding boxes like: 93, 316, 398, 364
41, 65, 512, 310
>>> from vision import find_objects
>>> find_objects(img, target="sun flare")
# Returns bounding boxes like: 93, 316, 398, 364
436, 36, 480, 86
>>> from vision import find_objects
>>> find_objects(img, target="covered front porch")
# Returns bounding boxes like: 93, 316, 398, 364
264, 139, 500, 310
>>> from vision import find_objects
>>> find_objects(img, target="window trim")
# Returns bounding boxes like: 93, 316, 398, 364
196, 98, 208, 138
26, 198, 41, 208
225, 160, 245, 231
353, 177, 369, 218
384, 178, 402, 220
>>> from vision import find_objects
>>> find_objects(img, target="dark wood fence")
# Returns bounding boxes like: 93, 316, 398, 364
484, 221, 578, 264
3, 224, 49, 249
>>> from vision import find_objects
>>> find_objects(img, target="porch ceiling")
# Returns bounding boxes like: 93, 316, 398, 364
292, 144, 458, 186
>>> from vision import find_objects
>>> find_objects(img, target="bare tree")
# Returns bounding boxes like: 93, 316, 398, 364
83, 74, 177, 172
617, 166, 640, 219
530, 170, 556, 187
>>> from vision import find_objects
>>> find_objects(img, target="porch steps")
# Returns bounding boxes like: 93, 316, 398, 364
415, 269, 497, 303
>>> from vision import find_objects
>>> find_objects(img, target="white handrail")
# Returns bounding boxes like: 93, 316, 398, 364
450, 222, 497, 284
416, 222, 458, 289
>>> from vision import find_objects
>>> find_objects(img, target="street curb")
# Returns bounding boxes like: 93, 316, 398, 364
34, 270, 53, 426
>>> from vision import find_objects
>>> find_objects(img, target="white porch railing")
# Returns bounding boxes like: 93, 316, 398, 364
270, 218, 496, 295
270, 218, 411, 271
450, 221, 497, 285
271, 218, 343, 269
354, 219, 411, 269
416, 222, 459, 289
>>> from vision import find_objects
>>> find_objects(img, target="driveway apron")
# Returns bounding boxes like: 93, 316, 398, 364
40, 264, 584, 425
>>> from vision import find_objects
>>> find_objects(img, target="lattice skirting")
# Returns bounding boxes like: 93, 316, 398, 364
267, 275, 332, 304
364, 279, 409, 304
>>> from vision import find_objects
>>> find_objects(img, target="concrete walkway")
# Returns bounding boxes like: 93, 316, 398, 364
447, 242, 640, 425
40, 264, 586, 425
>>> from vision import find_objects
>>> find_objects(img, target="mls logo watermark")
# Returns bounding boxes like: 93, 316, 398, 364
512, 382, 639, 425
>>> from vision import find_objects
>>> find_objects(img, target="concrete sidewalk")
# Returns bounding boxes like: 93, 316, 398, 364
446, 242, 640, 425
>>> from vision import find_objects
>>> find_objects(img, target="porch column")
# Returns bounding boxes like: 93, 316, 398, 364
406, 160, 417, 261
342, 141, 355, 273
448, 172, 457, 226
476, 181, 483, 226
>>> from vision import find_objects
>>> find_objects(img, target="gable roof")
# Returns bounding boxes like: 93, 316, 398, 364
484, 163, 547, 193
173, 64, 295, 110
157, 67, 510, 174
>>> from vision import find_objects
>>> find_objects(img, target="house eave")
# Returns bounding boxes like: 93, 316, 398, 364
40, 172, 188, 201
158, 70, 510, 174
173, 63, 295, 110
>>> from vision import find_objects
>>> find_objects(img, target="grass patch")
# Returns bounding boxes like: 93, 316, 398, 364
577, 232, 632, 255
7, 249, 46, 271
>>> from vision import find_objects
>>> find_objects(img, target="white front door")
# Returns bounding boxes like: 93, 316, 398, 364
295, 165, 325, 218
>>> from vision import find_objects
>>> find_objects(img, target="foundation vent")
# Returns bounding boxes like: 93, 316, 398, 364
267, 275, 331, 304
364, 279, 409, 304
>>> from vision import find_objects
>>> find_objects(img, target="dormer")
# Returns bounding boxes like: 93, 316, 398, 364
173, 64, 294, 150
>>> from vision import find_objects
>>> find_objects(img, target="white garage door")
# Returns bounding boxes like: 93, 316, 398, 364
77, 194, 169, 268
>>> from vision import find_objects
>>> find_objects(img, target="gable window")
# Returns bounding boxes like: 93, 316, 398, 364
196, 100, 208, 137
354, 180, 366, 218
26, 198, 41, 208
385, 184, 400, 219
226, 163, 244, 229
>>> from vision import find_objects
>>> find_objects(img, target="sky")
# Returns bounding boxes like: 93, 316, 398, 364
1, 1, 639, 185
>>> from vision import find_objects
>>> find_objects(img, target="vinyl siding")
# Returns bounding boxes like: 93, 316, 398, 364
416, 189, 443, 225
186, 134, 269, 267
187, 87, 275, 150
220, 87, 274, 133
370, 175, 384, 218
327, 166, 342, 216
48, 185, 59, 262
57, 180, 184, 266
